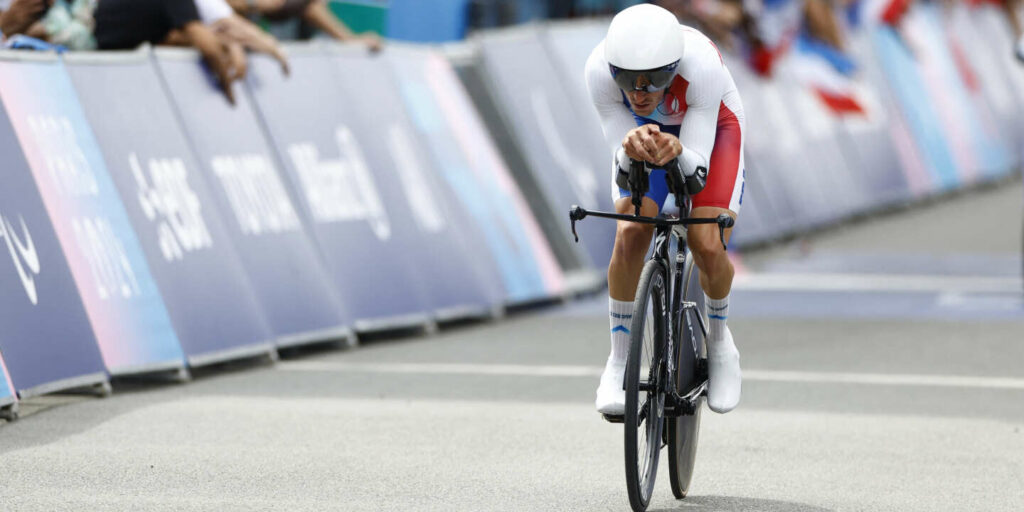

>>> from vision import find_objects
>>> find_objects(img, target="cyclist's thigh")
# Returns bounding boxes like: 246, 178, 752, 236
691, 116, 744, 215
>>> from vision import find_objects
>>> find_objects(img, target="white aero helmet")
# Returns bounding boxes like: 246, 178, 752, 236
604, 3, 685, 92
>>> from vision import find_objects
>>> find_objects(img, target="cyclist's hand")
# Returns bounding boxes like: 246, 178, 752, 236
650, 132, 683, 167
622, 124, 662, 163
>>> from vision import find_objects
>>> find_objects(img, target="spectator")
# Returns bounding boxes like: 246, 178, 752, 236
93, 0, 240, 103
226, 0, 381, 51
195, 0, 290, 74
998, 0, 1024, 62
35, 0, 98, 50
657, 0, 745, 50
803, 0, 845, 50
0, 0, 50, 40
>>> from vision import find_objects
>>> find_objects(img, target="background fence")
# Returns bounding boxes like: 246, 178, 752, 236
0, 2, 1020, 415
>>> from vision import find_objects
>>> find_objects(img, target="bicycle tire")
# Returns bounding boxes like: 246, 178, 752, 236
668, 252, 705, 499
624, 259, 668, 512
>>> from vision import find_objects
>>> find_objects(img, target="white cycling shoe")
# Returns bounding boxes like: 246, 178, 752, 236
595, 359, 626, 415
706, 326, 742, 413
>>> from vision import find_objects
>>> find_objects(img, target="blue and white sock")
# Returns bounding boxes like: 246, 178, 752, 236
705, 294, 729, 344
608, 297, 633, 365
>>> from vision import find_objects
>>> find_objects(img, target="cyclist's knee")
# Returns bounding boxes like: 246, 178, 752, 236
689, 228, 728, 273
614, 222, 653, 261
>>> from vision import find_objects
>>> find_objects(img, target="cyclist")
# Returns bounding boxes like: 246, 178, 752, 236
586, 4, 745, 415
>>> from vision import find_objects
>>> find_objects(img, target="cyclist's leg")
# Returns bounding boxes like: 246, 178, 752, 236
597, 170, 669, 415
688, 207, 736, 299
608, 196, 660, 301
687, 113, 744, 414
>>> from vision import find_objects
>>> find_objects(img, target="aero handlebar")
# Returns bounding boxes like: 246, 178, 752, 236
569, 205, 734, 250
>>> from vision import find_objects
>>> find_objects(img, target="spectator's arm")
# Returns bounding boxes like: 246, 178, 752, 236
25, 19, 43, 38
804, 0, 844, 50
183, 20, 238, 104
1002, 0, 1022, 39
213, 14, 290, 74
0, 0, 49, 37
301, 0, 380, 51
225, 0, 285, 16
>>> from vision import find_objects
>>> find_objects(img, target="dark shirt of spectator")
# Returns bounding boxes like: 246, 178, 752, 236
94, 0, 199, 49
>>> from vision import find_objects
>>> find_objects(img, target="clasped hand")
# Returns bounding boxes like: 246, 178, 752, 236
622, 124, 682, 167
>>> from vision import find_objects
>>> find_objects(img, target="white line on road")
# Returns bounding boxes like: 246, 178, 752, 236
732, 272, 1022, 294
276, 361, 1024, 390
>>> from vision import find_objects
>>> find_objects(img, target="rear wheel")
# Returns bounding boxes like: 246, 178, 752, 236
668, 252, 705, 499
624, 260, 668, 512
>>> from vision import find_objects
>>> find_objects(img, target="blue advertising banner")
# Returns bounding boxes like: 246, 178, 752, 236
386, 45, 566, 303
724, 54, 821, 233
773, 58, 865, 223
246, 48, 432, 331
0, 53, 185, 378
0, 84, 107, 396
153, 50, 354, 347
329, 47, 500, 318
477, 28, 616, 271
872, 26, 960, 193
65, 52, 275, 366
968, 7, 1024, 150
950, 7, 1022, 169
910, 4, 1013, 180
842, 32, 913, 208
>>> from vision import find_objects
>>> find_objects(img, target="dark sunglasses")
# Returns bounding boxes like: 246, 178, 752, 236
609, 61, 679, 92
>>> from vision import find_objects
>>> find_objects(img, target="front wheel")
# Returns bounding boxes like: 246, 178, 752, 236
624, 260, 668, 512
668, 252, 705, 499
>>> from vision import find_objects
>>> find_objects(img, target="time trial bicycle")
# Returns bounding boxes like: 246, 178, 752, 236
569, 158, 733, 511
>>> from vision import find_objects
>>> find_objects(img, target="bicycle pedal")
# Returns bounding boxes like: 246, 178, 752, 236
602, 413, 625, 424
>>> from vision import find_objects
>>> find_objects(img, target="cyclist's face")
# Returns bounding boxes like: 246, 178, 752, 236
625, 88, 665, 116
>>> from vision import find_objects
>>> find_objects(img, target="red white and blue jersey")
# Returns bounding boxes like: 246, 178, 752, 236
585, 25, 747, 213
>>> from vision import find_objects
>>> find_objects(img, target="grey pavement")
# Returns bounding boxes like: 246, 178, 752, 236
1, 181, 1022, 511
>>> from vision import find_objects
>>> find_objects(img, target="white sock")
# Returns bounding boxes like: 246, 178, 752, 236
608, 297, 633, 365
705, 294, 729, 346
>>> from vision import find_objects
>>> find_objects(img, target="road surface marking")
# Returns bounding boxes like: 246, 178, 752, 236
732, 272, 1022, 294
276, 361, 1024, 390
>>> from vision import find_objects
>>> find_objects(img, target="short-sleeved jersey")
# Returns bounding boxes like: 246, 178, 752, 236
585, 25, 745, 178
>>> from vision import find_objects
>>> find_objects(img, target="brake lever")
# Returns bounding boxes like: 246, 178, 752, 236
569, 205, 587, 243
716, 213, 734, 251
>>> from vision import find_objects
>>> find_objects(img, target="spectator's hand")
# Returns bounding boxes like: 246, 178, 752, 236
25, 21, 46, 39
184, 21, 238, 105
359, 32, 382, 53
215, 15, 290, 76
270, 45, 290, 75
226, 40, 247, 81
0, 0, 50, 37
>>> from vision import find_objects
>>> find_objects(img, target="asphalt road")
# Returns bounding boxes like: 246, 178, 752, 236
1, 181, 1022, 511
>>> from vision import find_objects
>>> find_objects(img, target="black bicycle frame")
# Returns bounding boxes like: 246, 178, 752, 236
569, 205, 733, 416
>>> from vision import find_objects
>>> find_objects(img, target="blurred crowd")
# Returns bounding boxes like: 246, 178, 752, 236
0, 0, 381, 102
0, 0, 1020, 105
556, 0, 1024, 74
653, 0, 1024, 75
